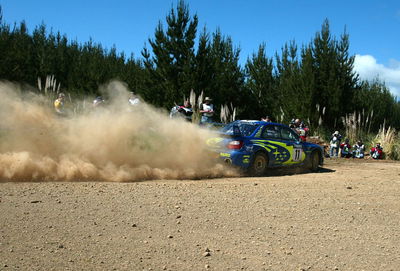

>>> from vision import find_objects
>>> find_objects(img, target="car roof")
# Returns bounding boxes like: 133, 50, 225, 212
234, 120, 287, 127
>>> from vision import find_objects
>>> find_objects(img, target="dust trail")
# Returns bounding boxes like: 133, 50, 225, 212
0, 81, 237, 182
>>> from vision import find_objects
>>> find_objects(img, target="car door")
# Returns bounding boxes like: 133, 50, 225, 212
259, 124, 283, 165
279, 126, 306, 164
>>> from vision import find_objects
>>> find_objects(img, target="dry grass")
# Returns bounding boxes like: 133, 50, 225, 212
341, 110, 374, 144
37, 75, 63, 105
37, 75, 86, 115
220, 103, 236, 124
189, 89, 203, 124
373, 124, 400, 160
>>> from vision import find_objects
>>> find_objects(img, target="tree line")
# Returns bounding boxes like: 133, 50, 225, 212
0, 2, 399, 132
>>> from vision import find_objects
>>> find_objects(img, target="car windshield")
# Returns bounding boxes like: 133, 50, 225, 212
221, 122, 259, 137
281, 127, 300, 142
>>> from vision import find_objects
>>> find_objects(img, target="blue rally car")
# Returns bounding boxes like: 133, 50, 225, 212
206, 120, 324, 176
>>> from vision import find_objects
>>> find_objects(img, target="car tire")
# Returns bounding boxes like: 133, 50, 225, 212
309, 151, 320, 172
250, 152, 268, 176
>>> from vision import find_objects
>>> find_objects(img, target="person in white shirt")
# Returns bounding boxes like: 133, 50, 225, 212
352, 140, 365, 158
200, 97, 214, 124
329, 131, 342, 157
128, 92, 140, 106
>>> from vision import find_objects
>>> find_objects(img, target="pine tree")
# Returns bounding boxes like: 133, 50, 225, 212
335, 28, 359, 115
298, 45, 315, 122
143, 0, 198, 107
207, 29, 244, 114
307, 19, 360, 128
244, 43, 275, 119
192, 28, 212, 99
275, 40, 302, 122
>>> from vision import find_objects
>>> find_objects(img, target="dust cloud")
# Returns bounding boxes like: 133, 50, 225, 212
0, 81, 237, 182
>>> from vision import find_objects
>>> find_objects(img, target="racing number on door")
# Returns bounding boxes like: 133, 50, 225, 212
293, 148, 302, 162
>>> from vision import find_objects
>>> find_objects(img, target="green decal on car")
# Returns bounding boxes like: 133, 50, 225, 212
251, 139, 306, 164
206, 137, 224, 147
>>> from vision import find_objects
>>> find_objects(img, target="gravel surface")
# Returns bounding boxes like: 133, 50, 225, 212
1, 159, 400, 270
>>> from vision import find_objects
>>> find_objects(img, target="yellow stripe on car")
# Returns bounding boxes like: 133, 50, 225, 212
251, 139, 306, 164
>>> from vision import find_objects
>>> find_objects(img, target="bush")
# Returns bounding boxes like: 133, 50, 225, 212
373, 125, 400, 160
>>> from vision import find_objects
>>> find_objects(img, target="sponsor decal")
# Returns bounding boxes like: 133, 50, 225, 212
206, 137, 224, 147
251, 139, 305, 164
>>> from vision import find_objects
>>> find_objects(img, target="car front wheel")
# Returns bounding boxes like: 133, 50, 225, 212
309, 151, 320, 172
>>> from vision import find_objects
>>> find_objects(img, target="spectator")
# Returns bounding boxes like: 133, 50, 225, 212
352, 140, 365, 158
329, 131, 342, 158
128, 92, 140, 106
200, 97, 214, 124
340, 138, 352, 158
370, 143, 383, 159
170, 100, 193, 121
93, 96, 105, 107
54, 93, 66, 115
261, 116, 272, 122
289, 118, 296, 129
290, 118, 309, 141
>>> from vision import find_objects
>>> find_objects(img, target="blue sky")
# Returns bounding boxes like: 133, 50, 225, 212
1, 0, 400, 96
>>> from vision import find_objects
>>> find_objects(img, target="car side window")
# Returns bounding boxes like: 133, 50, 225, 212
280, 127, 299, 142
261, 125, 280, 139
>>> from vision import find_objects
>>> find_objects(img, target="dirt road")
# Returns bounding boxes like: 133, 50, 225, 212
1, 159, 400, 270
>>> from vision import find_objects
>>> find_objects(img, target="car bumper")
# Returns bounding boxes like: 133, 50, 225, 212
216, 150, 252, 168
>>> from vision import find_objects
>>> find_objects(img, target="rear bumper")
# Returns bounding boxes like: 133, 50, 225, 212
216, 150, 252, 168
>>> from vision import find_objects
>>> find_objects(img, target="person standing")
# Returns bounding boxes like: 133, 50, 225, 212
170, 100, 193, 121
128, 92, 140, 106
290, 118, 309, 141
200, 97, 214, 124
93, 96, 105, 107
54, 93, 66, 115
329, 131, 342, 158
261, 116, 272, 122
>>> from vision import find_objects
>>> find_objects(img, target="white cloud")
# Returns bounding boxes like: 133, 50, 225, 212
354, 54, 400, 98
